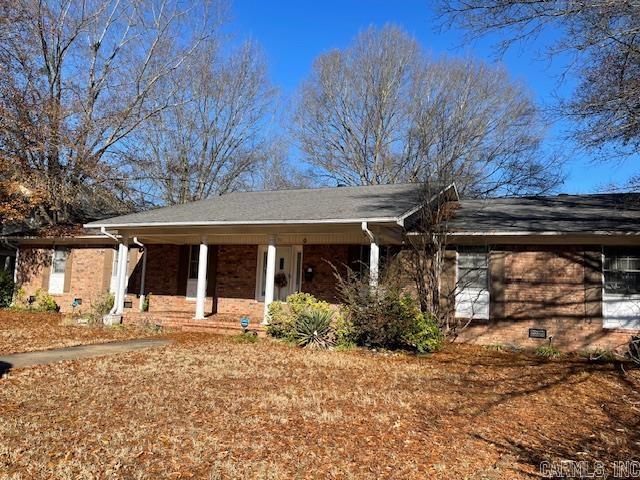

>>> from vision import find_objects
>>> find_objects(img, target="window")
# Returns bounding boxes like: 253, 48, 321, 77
455, 247, 490, 320
604, 250, 640, 295
457, 249, 488, 290
603, 249, 640, 329
188, 245, 200, 279
52, 248, 68, 274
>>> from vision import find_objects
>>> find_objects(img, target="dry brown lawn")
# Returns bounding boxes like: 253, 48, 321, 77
0, 330, 639, 479
0, 310, 165, 355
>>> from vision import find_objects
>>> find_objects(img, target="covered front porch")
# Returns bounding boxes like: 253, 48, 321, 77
107, 223, 402, 331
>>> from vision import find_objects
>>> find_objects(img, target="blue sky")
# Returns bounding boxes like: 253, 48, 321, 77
230, 0, 637, 193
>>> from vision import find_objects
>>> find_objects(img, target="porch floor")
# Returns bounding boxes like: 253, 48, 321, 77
123, 309, 265, 336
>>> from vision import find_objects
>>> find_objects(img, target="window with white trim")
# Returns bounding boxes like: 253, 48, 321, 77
188, 245, 200, 279
603, 249, 640, 330
457, 250, 488, 290
52, 248, 68, 274
604, 252, 640, 295
455, 247, 490, 320
48, 247, 69, 294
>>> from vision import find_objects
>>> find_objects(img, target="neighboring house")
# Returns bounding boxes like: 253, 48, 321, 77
5, 183, 640, 350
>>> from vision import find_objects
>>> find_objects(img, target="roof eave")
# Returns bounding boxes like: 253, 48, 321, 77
395, 183, 459, 227
85, 217, 402, 230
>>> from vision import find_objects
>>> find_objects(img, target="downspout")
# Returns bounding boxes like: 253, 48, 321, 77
101, 227, 120, 315
3, 239, 18, 301
361, 221, 375, 244
133, 237, 147, 312
100, 226, 119, 243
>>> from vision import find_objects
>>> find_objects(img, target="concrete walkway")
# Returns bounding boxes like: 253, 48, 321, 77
0, 339, 171, 373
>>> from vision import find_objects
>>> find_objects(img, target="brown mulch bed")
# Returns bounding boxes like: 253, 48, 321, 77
0, 335, 639, 479
0, 310, 165, 355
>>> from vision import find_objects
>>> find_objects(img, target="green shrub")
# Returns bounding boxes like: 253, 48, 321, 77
294, 309, 335, 349
233, 331, 259, 344
333, 265, 443, 353
535, 345, 561, 358
266, 292, 333, 340
34, 289, 59, 312
11, 287, 59, 312
0, 269, 14, 308
266, 300, 294, 339
91, 292, 114, 317
334, 309, 356, 349
403, 311, 443, 354
484, 344, 506, 352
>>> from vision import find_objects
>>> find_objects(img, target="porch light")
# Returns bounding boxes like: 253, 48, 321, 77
304, 266, 314, 282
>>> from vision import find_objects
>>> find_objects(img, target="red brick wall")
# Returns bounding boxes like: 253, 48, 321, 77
301, 244, 350, 303
215, 245, 262, 319
16, 245, 112, 314
456, 246, 639, 351
133, 244, 182, 296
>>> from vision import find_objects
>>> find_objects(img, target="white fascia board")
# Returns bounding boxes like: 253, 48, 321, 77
445, 231, 640, 237
84, 217, 400, 229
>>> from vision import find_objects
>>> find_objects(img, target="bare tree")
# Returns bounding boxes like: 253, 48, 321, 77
254, 143, 313, 192
128, 40, 277, 205
437, 1, 640, 158
294, 25, 421, 186
0, 0, 220, 225
293, 24, 562, 195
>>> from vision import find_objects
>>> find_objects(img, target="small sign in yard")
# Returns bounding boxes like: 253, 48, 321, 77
240, 316, 250, 329
529, 328, 547, 339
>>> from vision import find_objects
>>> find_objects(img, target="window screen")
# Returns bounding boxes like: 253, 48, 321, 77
457, 249, 488, 290
604, 250, 640, 295
52, 248, 68, 274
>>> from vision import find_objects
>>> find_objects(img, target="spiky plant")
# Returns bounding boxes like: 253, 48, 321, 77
294, 309, 335, 349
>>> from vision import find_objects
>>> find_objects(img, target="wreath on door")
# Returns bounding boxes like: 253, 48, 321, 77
274, 272, 288, 289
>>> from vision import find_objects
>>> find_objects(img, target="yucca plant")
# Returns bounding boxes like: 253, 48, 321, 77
294, 309, 335, 349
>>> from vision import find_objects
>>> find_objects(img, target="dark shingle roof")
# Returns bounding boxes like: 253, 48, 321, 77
86, 183, 430, 227
449, 193, 640, 234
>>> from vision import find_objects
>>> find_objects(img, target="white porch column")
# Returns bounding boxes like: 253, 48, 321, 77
115, 241, 129, 315
194, 240, 208, 320
138, 247, 148, 311
262, 236, 277, 324
369, 239, 379, 289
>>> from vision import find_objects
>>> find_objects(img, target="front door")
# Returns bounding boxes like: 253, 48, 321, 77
274, 247, 291, 301
258, 245, 303, 301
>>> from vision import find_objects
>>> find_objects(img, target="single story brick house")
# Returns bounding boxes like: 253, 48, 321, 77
5, 183, 640, 350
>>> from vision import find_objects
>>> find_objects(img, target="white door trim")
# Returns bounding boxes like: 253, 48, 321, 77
255, 245, 303, 302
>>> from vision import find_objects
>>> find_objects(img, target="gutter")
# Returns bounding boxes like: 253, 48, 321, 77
85, 217, 402, 229
408, 231, 640, 237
